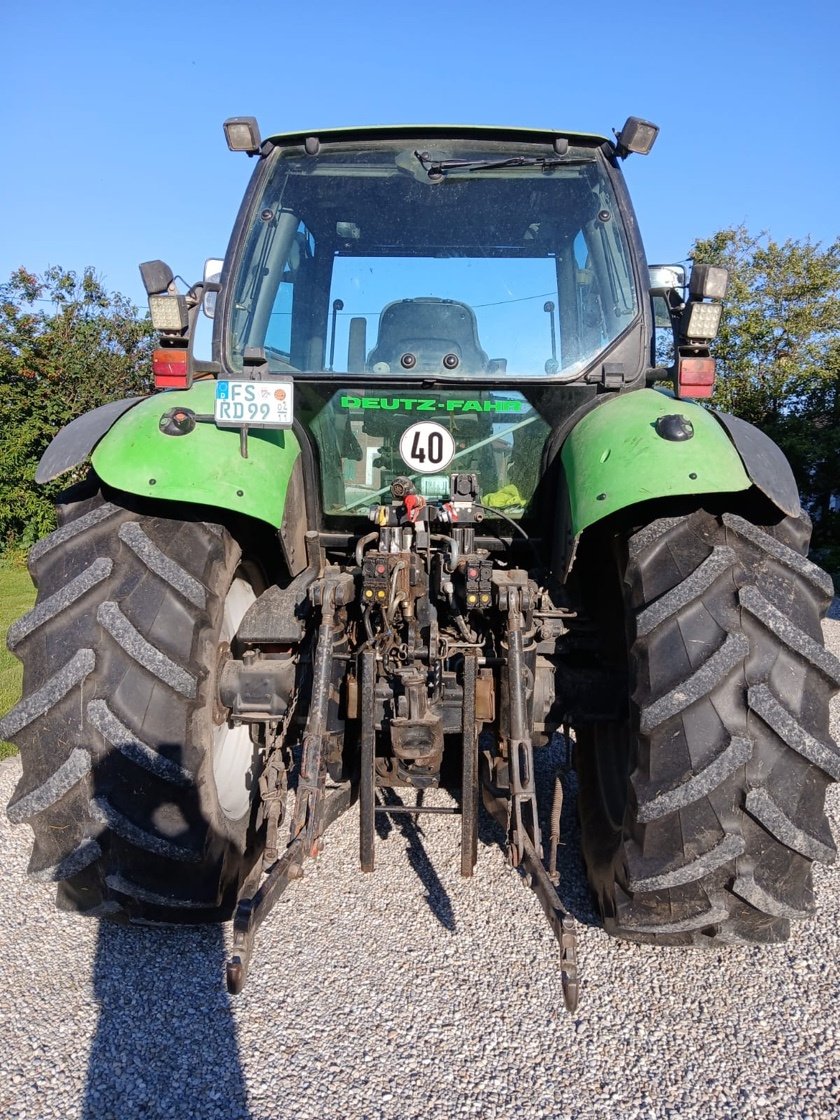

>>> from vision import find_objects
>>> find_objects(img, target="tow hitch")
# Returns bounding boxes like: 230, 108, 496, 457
224, 476, 580, 1012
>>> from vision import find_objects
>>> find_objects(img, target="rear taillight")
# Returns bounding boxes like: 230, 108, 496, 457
152, 348, 191, 390
676, 356, 715, 399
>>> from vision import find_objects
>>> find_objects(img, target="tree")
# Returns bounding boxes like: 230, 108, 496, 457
0, 266, 153, 550
692, 228, 840, 574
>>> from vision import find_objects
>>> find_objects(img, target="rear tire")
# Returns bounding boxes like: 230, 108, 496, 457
2, 484, 265, 922
576, 504, 840, 944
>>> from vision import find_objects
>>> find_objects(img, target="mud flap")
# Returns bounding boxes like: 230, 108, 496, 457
711, 410, 801, 518
35, 397, 146, 483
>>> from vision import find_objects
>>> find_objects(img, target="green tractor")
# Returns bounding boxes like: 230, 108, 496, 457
4, 117, 838, 1011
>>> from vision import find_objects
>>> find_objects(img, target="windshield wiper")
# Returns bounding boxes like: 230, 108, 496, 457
413, 150, 593, 178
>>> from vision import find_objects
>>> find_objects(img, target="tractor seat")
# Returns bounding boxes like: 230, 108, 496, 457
367, 297, 489, 374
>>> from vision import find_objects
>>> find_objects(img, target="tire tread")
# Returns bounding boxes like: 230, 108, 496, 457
4, 489, 260, 922
577, 504, 839, 947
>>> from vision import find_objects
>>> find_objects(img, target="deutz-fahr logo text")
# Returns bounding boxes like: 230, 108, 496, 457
339, 395, 525, 414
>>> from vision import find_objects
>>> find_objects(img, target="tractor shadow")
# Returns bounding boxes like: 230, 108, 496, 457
83, 919, 252, 1120
369, 731, 598, 935
81, 749, 253, 1120
374, 787, 456, 931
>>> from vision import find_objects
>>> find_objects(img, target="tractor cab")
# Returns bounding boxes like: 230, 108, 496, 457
219, 127, 645, 383
212, 126, 651, 527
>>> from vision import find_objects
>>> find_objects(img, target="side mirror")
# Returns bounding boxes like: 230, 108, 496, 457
202, 258, 224, 319
648, 264, 686, 296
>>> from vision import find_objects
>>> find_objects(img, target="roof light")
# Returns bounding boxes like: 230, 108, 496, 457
152, 348, 192, 390
677, 356, 716, 399
224, 117, 261, 154
615, 117, 659, 157
689, 264, 730, 301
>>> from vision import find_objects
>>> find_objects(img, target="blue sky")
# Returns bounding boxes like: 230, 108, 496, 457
1, 1, 837, 310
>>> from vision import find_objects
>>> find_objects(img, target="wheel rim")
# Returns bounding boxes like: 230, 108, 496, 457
213, 573, 258, 821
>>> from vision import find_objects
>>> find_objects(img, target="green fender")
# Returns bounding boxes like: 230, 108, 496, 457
561, 389, 752, 535
91, 381, 302, 528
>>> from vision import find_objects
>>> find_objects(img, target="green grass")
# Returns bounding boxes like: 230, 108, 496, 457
0, 560, 36, 761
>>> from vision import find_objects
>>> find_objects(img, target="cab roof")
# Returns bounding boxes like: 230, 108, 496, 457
264, 124, 612, 149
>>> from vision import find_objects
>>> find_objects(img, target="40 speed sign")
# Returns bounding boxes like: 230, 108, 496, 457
398, 421, 455, 474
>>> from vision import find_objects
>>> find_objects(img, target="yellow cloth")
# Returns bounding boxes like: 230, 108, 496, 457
482, 484, 524, 509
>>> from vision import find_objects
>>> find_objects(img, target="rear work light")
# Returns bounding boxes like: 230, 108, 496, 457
682, 300, 723, 342
148, 293, 189, 333
153, 348, 192, 390
677, 356, 716, 399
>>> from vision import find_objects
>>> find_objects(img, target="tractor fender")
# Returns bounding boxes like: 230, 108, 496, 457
561, 389, 751, 537
88, 380, 305, 542
35, 396, 147, 483
560, 388, 799, 543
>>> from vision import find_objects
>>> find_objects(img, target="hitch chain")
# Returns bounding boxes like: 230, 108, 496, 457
547, 770, 563, 885
258, 684, 300, 868
503, 586, 542, 867
258, 750, 288, 868
290, 574, 349, 854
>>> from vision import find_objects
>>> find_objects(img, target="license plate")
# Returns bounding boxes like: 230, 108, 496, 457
214, 380, 294, 428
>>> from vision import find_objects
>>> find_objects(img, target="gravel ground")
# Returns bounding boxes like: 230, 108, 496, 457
1, 617, 839, 1120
